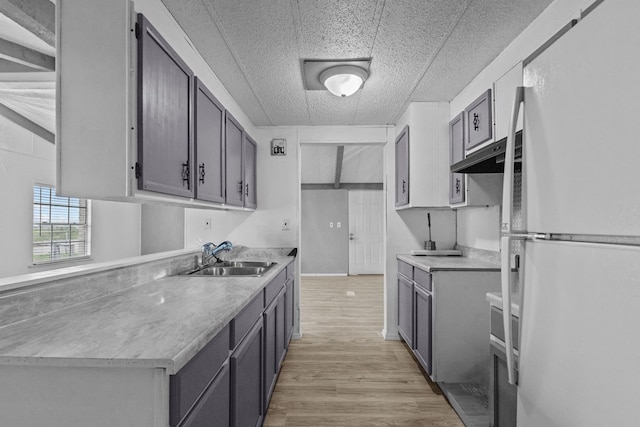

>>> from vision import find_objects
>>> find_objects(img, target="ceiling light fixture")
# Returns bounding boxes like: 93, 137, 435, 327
319, 65, 368, 97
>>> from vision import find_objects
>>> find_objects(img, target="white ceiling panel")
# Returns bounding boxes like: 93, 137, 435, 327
158, 0, 555, 127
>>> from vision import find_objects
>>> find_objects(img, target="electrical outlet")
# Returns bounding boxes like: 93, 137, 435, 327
204, 218, 211, 230
329, 222, 334, 228
281, 219, 290, 231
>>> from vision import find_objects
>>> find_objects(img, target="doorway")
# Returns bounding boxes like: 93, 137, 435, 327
300, 143, 384, 276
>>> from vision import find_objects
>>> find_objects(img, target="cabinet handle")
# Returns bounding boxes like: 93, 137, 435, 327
402, 179, 406, 194
238, 180, 243, 194
245, 183, 249, 197
181, 161, 190, 189
199, 163, 206, 184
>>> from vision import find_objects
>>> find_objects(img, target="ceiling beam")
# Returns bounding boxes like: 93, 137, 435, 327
0, 101, 54, 143
333, 145, 344, 189
0, 36, 55, 71
0, 0, 55, 47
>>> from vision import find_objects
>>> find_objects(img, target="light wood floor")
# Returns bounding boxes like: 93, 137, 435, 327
264, 275, 464, 427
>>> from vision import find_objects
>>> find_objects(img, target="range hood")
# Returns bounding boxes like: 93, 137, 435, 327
451, 131, 522, 174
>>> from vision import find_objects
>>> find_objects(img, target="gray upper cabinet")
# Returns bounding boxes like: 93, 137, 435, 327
395, 126, 410, 207
449, 112, 466, 205
243, 134, 257, 209
136, 14, 194, 198
225, 113, 244, 207
194, 78, 225, 203
464, 89, 493, 151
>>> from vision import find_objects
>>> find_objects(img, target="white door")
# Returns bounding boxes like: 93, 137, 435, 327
348, 190, 384, 275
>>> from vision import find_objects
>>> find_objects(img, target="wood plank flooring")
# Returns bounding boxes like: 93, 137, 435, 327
264, 275, 464, 427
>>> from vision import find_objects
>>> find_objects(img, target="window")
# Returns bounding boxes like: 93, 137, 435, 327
33, 185, 91, 264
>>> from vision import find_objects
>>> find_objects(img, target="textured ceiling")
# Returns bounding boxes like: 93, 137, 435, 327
161, 0, 554, 126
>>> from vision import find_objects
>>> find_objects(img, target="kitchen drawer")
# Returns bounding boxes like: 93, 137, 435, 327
170, 323, 230, 426
490, 306, 519, 350
231, 293, 264, 349
265, 268, 287, 307
398, 260, 413, 280
178, 362, 230, 427
414, 267, 432, 291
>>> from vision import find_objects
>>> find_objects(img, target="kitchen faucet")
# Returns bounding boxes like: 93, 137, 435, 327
201, 241, 233, 266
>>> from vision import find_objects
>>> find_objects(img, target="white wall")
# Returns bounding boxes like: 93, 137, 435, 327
0, 115, 141, 278
451, 0, 595, 251
141, 204, 184, 255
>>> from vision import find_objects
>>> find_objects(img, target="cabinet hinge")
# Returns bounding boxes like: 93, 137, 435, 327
134, 23, 141, 39
135, 162, 142, 179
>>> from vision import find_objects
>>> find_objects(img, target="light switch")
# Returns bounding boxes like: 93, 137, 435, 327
337, 222, 341, 228
329, 222, 334, 228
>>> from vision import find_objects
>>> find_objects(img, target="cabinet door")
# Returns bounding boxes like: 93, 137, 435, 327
225, 113, 244, 207
179, 362, 230, 427
414, 284, 432, 375
263, 299, 277, 408
194, 78, 225, 203
231, 319, 263, 427
285, 278, 294, 345
276, 289, 286, 369
243, 134, 257, 209
136, 14, 194, 198
395, 126, 410, 207
449, 112, 466, 204
397, 275, 413, 347
489, 344, 518, 427
464, 89, 493, 151
494, 62, 523, 142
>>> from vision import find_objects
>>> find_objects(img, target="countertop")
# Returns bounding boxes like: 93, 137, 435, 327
486, 291, 521, 318
397, 253, 501, 272
0, 251, 295, 374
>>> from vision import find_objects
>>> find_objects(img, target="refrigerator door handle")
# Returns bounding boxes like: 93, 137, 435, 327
501, 86, 525, 234
500, 86, 524, 386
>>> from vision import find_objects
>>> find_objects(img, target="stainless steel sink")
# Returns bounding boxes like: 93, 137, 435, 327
186, 261, 277, 277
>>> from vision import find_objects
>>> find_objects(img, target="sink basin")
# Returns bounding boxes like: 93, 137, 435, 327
186, 261, 277, 277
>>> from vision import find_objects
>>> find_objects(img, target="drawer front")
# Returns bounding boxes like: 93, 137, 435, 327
265, 268, 287, 307
179, 362, 230, 427
413, 267, 432, 291
398, 260, 413, 280
490, 306, 519, 350
231, 293, 264, 348
170, 323, 230, 427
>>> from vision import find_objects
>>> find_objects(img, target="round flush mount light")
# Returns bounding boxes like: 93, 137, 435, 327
319, 65, 369, 97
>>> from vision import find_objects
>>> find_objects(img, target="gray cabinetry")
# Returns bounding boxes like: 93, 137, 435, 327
194, 78, 225, 203
243, 134, 257, 209
263, 296, 278, 407
464, 89, 493, 151
136, 13, 194, 198
231, 318, 264, 427
397, 261, 414, 347
414, 281, 432, 376
179, 363, 230, 427
489, 306, 518, 427
285, 275, 294, 344
169, 324, 230, 426
225, 113, 245, 207
395, 126, 410, 207
449, 112, 465, 205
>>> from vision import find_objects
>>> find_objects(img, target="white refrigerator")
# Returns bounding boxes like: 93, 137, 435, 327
499, 0, 640, 426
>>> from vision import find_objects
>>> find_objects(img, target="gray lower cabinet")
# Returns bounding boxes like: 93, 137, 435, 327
397, 273, 414, 347
284, 277, 294, 344
180, 363, 230, 427
263, 296, 278, 407
413, 282, 432, 376
225, 113, 245, 207
231, 318, 264, 427
194, 77, 225, 203
395, 125, 410, 207
489, 306, 519, 427
136, 13, 194, 198
243, 134, 257, 209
